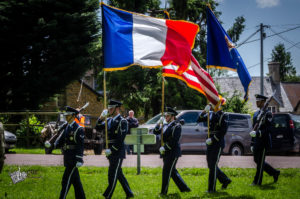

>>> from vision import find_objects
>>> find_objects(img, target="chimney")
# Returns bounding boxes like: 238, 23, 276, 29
268, 62, 280, 84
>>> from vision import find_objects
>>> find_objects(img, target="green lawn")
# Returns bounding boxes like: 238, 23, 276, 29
8, 147, 62, 155
0, 166, 299, 199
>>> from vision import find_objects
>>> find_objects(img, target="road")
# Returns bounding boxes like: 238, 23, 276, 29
4, 154, 300, 168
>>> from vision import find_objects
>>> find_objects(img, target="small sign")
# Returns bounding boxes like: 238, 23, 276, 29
125, 134, 156, 145
130, 128, 148, 135
10, 167, 27, 184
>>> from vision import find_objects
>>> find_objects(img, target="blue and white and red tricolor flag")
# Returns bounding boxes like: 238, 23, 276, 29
102, 4, 199, 72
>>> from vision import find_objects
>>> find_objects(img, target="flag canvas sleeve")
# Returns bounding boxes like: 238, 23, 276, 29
206, 7, 252, 101
102, 3, 199, 71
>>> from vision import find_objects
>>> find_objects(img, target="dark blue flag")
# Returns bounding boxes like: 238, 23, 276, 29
206, 7, 252, 101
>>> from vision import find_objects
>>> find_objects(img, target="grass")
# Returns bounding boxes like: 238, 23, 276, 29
8, 147, 62, 155
0, 165, 300, 199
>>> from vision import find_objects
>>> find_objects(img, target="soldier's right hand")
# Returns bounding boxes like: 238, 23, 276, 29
250, 146, 254, 153
105, 149, 112, 157
249, 131, 256, 137
76, 162, 83, 167
156, 117, 164, 125
100, 109, 108, 118
204, 104, 211, 113
44, 141, 51, 148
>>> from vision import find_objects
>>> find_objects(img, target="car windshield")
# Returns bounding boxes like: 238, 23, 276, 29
145, 114, 162, 124
291, 114, 300, 130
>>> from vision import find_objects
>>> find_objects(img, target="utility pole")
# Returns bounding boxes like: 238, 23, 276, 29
260, 23, 270, 95
260, 23, 264, 95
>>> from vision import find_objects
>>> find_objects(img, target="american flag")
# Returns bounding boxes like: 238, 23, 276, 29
163, 55, 225, 110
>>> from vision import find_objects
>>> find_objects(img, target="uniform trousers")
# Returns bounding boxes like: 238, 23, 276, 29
161, 155, 190, 194
103, 156, 133, 199
206, 144, 230, 192
253, 146, 278, 185
59, 166, 85, 199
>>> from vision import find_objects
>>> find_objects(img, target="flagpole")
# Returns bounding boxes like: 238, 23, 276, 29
100, 1, 108, 149
161, 76, 164, 146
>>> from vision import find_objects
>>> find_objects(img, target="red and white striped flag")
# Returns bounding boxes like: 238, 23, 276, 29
163, 55, 225, 110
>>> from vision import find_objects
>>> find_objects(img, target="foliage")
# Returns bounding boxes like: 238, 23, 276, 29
271, 43, 298, 82
99, 0, 247, 119
0, 0, 101, 111
15, 115, 44, 146
222, 91, 253, 114
1, 165, 300, 198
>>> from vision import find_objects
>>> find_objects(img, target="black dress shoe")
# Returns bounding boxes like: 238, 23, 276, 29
273, 170, 280, 183
206, 190, 215, 193
250, 182, 257, 186
222, 179, 232, 189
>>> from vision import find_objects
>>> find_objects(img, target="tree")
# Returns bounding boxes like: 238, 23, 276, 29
0, 0, 101, 111
99, 0, 248, 119
271, 43, 298, 82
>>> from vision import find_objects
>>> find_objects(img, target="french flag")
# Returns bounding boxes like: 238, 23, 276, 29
102, 4, 199, 72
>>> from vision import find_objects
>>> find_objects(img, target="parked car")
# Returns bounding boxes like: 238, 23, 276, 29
141, 110, 252, 155
41, 113, 104, 155
4, 130, 17, 152
269, 113, 300, 153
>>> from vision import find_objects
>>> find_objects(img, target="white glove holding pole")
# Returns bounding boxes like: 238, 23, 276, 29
156, 117, 164, 125
250, 131, 256, 137
251, 146, 254, 153
76, 162, 83, 167
105, 149, 112, 157
204, 104, 211, 113
44, 141, 51, 148
101, 109, 108, 118
159, 146, 165, 155
206, 138, 212, 145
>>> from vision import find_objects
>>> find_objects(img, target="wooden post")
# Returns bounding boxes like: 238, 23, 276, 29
161, 77, 164, 146
26, 111, 30, 147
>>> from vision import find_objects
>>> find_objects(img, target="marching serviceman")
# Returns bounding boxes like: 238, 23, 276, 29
95, 100, 134, 199
45, 106, 86, 199
197, 104, 231, 193
153, 107, 191, 196
250, 94, 280, 185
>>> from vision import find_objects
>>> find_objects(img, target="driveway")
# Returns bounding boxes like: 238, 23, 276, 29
4, 154, 300, 168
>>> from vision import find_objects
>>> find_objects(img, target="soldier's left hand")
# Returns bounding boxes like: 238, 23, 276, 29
159, 146, 165, 155
250, 131, 256, 137
44, 141, 51, 148
105, 149, 112, 157
76, 162, 83, 167
206, 138, 212, 145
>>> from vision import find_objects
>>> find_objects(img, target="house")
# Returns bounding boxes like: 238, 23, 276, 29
214, 62, 296, 113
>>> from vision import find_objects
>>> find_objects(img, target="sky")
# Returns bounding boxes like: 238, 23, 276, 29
160, 0, 300, 77
211, 0, 300, 77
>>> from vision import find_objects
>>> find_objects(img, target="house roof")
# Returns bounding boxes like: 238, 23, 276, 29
214, 76, 293, 112
281, 82, 300, 109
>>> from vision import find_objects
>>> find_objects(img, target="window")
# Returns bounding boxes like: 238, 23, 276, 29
267, 106, 276, 113
272, 115, 287, 128
228, 114, 250, 130
178, 112, 200, 125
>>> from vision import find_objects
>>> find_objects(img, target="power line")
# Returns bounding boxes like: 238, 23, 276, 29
239, 25, 300, 46
269, 27, 300, 50
236, 29, 260, 48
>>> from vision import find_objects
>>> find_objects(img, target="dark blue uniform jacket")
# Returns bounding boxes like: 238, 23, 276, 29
153, 120, 182, 158
54, 121, 84, 167
96, 114, 128, 159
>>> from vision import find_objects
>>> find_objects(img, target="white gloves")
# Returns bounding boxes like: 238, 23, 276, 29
76, 162, 83, 167
250, 131, 256, 137
105, 149, 112, 157
251, 146, 254, 153
44, 141, 51, 148
159, 146, 165, 155
156, 117, 164, 125
101, 109, 108, 118
204, 104, 211, 112
206, 138, 212, 145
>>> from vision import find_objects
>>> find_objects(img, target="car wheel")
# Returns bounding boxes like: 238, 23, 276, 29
93, 143, 103, 155
230, 144, 243, 156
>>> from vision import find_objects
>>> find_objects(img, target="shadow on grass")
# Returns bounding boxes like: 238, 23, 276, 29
188, 191, 255, 199
157, 193, 181, 199
259, 182, 276, 190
